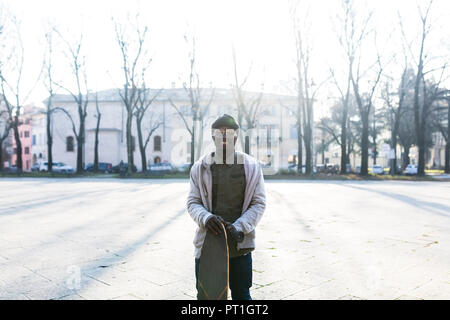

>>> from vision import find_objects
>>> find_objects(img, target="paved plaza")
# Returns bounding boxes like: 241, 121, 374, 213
0, 177, 449, 300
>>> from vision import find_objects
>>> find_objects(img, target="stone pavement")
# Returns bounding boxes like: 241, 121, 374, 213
0, 178, 449, 300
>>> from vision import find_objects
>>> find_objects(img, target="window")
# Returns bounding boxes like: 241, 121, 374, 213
20, 131, 23, 138
32, 135, 36, 145
25, 147, 29, 155
24, 131, 29, 138
66, 136, 74, 152
154, 135, 161, 151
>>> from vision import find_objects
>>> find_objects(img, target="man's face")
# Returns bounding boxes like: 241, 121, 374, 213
212, 127, 238, 149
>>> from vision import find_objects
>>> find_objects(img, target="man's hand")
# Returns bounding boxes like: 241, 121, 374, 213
205, 215, 225, 235
223, 222, 244, 243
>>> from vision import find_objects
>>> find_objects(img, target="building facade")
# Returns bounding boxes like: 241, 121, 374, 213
34, 88, 301, 171
32, 87, 447, 172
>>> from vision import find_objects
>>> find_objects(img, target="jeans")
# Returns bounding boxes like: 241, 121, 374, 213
195, 252, 252, 300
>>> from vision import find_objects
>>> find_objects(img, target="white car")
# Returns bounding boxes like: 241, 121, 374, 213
38, 162, 57, 172
51, 162, 75, 173
371, 165, 385, 175
147, 163, 173, 173
404, 164, 418, 175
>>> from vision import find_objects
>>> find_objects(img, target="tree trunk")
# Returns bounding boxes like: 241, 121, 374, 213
76, 117, 85, 173
94, 114, 101, 172
136, 117, 147, 173
304, 124, 312, 175
47, 110, 53, 172
297, 124, 303, 175
360, 114, 369, 176
321, 138, 325, 164
373, 142, 377, 165
346, 136, 351, 165
195, 118, 203, 160
445, 142, 450, 174
340, 117, 347, 174
402, 145, 411, 170
13, 118, 22, 171
245, 135, 250, 155
390, 130, 398, 175
126, 112, 133, 174
76, 135, 83, 173
417, 120, 426, 176
190, 123, 195, 165
446, 100, 450, 173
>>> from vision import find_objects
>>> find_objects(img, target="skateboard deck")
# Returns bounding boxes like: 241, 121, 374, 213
197, 223, 229, 300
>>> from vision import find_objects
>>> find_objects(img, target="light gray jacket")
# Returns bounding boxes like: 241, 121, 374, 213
186, 150, 266, 259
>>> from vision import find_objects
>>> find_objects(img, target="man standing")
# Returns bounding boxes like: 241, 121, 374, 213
187, 114, 266, 300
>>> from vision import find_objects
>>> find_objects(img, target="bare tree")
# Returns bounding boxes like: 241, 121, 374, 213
338, 0, 383, 176
399, 0, 449, 175
289, 0, 324, 175
231, 46, 263, 156
0, 99, 11, 170
42, 28, 57, 172
0, 10, 41, 171
398, 103, 416, 169
93, 92, 101, 172
368, 106, 384, 165
113, 14, 152, 174
318, 96, 358, 168
53, 27, 89, 173
135, 84, 163, 172
329, 67, 352, 174
381, 65, 415, 174
169, 34, 215, 166
430, 94, 449, 172
330, 0, 362, 174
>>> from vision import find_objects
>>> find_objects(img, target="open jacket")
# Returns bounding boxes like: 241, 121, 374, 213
187, 150, 266, 259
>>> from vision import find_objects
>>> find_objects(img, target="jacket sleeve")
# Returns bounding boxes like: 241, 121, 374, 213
232, 163, 266, 234
187, 164, 213, 228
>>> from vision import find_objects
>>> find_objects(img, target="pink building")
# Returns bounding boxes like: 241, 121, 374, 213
11, 106, 34, 171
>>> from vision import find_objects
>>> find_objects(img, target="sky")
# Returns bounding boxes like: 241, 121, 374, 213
1, 0, 449, 119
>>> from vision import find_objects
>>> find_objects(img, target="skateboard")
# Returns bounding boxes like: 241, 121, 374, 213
197, 223, 229, 300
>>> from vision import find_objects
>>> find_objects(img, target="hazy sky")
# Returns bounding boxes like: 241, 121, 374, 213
2, 0, 449, 118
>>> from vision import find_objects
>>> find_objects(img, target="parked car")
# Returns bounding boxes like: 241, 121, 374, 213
112, 162, 137, 173
147, 162, 173, 174
355, 165, 361, 174
288, 164, 305, 174
316, 164, 326, 173
1, 165, 20, 173
85, 162, 112, 173
371, 165, 385, 175
404, 164, 418, 175
38, 162, 59, 172
177, 163, 191, 173
51, 162, 75, 173
287, 164, 317, 174
31, 162, 41, 172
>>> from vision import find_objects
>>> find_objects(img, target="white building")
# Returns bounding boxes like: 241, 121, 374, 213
38, 88, 300, 171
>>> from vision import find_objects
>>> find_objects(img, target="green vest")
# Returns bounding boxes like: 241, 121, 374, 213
211, 152, 251, 258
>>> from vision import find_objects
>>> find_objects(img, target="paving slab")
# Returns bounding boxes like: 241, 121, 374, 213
0, 178, 449, 299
